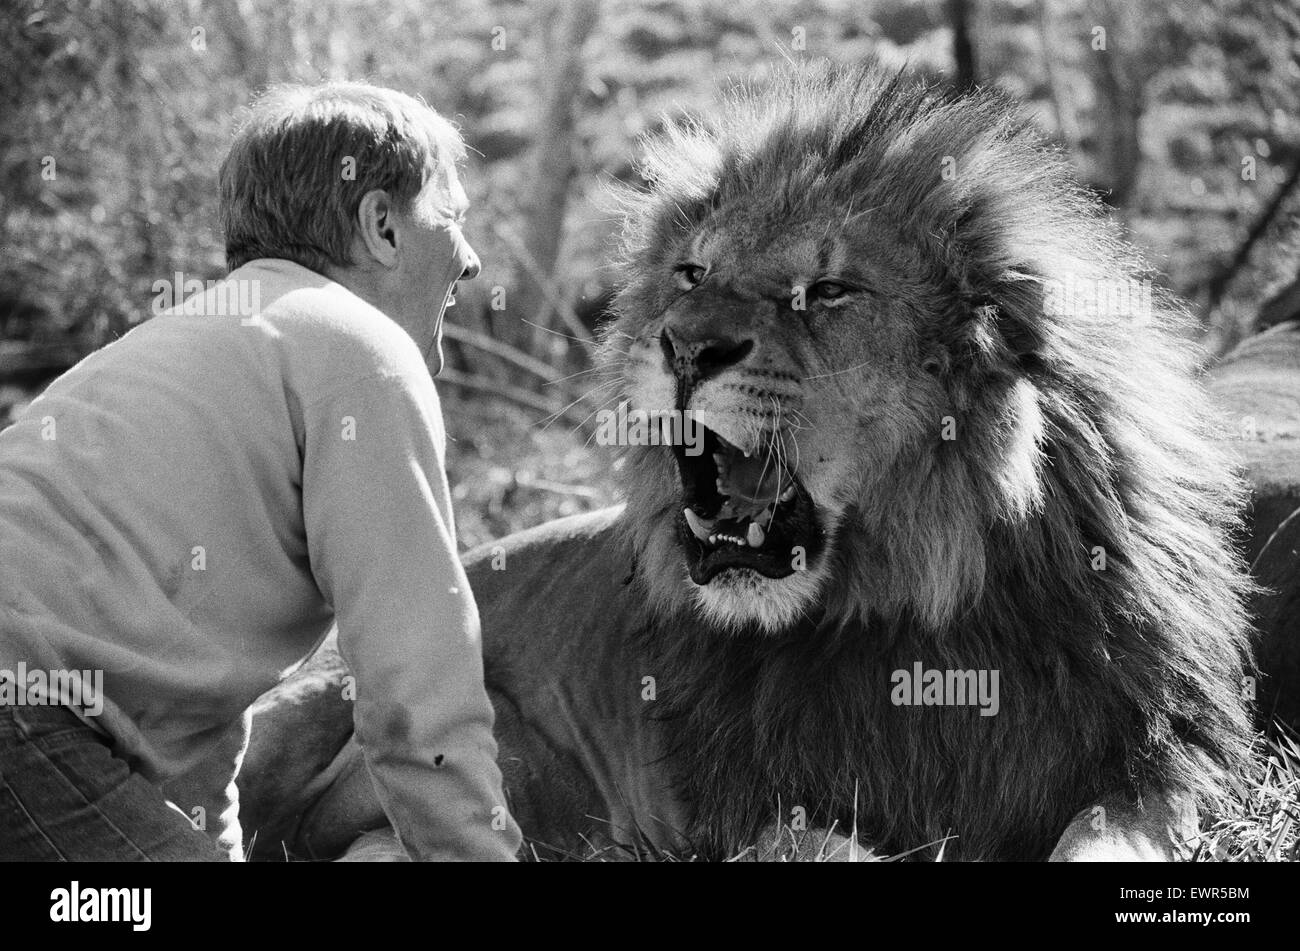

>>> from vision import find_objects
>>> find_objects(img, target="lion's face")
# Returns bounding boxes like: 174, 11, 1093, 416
615, 200, 947, 632
602, 64, 1130, 635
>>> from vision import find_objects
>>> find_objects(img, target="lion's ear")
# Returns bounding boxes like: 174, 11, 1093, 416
990, 277, 1049, 362
947, 192, 1051, 366
952, 266, 1050, 372
940, 217, 1050, 370
945, 296, 1045, 374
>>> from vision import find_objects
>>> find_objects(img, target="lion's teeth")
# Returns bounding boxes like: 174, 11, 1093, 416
708, 534, 718, 545
684, 508, 712, 542
747, 521, 766, 547
779, 485, 796, 503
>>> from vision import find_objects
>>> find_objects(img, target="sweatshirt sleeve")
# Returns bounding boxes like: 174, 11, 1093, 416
300, 369, 521, 862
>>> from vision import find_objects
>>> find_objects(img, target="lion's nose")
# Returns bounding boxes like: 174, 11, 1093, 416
660, 326, 755, 383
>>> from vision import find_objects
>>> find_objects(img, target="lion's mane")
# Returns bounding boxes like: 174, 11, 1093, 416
600, 63, 1255, 859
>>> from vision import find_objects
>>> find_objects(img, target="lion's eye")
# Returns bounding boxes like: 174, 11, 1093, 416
810, 281, 849, 302
676, 264, 707, 290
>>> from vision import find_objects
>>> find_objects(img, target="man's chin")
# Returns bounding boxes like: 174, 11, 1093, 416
424, 321, 445, 376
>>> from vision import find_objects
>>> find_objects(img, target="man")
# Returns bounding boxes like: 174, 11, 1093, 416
0, 82, 522, 861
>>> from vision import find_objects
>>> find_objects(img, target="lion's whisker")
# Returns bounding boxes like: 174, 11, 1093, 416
543, 362, 622, 387
536, 378, 622, 432
521, 318, 596, 348
803, 360, 874, 381
578, 392, 631, 448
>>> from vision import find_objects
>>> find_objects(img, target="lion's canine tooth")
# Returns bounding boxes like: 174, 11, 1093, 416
747, 521, 766, 547
779, 485, 796, 503
684, 508, 712, 542
708, 534, 718, 545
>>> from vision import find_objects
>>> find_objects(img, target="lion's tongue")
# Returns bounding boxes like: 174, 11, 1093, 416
715, 451, 786, 519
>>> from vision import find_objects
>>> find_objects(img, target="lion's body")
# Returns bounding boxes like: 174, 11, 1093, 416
239, 498, 1240, 860
237, 63, 1259, 861
1209, 321, 1300, 733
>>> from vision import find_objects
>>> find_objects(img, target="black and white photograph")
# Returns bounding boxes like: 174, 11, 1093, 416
0, 0, 1296, 931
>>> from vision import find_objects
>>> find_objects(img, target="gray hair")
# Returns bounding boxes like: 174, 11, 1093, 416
219, 81, 466, 273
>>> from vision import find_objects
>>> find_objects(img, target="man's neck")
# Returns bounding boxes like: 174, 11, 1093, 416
323, 263, 387, 314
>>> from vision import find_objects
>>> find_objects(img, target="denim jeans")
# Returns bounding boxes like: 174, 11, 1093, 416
0, 702, 229, 861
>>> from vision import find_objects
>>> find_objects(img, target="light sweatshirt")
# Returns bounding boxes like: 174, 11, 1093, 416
0, 258, 521, 861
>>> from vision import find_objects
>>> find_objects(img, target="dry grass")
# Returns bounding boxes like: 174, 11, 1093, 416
1193, 722, 1300, 862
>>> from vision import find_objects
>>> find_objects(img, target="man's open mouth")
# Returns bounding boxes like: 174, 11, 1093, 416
672, 426, 821, 585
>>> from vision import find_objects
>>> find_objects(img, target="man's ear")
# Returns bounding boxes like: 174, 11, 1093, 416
355, 189, 399, 268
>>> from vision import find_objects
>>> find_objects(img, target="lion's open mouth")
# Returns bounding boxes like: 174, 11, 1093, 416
672, 426, 820, 585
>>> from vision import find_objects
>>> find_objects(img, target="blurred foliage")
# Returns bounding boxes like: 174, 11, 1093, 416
2, 0, 1299, 537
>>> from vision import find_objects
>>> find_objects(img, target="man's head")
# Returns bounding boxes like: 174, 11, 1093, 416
219, 81, 479, 374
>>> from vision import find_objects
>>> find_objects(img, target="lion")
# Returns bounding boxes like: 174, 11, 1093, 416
235, 62, 1256, 861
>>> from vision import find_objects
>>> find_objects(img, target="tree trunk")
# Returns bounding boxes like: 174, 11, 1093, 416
1085, 0, 1144, 212
513, 0, 599, 359
948, 0, 978, 90
1036, 0, 1077, 146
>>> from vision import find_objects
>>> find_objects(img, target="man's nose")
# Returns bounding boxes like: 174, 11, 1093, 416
660, 324, 755, 384
459, 244, 481, 281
